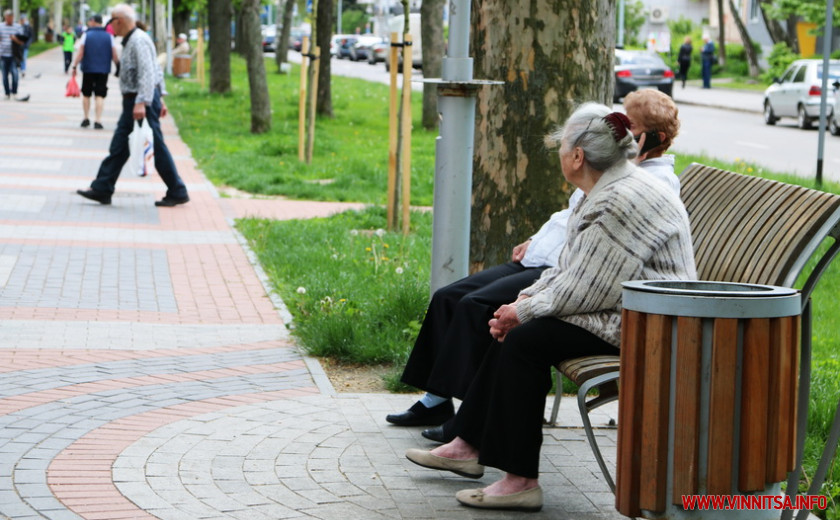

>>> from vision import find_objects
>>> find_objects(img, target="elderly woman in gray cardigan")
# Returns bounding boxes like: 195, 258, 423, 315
405, 102, 697, 512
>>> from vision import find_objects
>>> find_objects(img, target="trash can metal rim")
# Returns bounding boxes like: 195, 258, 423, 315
622, 280, 801, 319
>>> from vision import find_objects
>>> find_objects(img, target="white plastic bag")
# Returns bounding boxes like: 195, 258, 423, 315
128, 120, 154, 177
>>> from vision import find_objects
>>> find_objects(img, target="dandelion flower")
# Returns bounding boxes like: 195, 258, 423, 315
296, 287, 306, 294
350, 229, 359, 236
365, 247, 372, 252
375, 228, 386, 237
395, 267, 404, 274
331, 253, 339, 260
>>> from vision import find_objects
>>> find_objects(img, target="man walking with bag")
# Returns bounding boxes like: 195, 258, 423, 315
77, 3, 189, 207
0, 9, 24, 100
71, 14, 119, 129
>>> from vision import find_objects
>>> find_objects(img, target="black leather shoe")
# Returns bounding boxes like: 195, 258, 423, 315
155, 195, 190, 207
422, 418, 456, 444
386, 400, 454, 427
76, 188, 111, 205
80, 118, 90, 128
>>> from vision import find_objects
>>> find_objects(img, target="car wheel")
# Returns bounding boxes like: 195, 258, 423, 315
830, 114, 840, 136
763, 101, 777, 126
798, 105, 812, 129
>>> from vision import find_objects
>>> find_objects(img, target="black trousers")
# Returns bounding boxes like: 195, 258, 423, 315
400, 262, 547, 400
452, 318, 618, 478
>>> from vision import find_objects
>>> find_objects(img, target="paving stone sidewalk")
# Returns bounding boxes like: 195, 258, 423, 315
0, 47, 623, 520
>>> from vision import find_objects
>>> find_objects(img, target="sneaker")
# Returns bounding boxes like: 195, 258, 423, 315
154, 195, 189, 207
93, 122, 104, 130
15, 94, 29, 102
81, 119, 90, 128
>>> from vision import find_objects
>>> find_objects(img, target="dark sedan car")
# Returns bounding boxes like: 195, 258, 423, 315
613, 49, 674, 102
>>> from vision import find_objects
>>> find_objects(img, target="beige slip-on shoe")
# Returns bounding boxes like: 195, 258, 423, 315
455, 486, 543, 512
405, 448, 484, 479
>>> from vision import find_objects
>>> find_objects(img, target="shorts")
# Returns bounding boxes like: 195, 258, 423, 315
81, 73, 109, 98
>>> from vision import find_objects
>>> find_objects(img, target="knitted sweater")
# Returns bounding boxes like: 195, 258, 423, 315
515, 160, 697, 346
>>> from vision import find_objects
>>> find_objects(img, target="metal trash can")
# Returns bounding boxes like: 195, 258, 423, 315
615, 281, 801, 519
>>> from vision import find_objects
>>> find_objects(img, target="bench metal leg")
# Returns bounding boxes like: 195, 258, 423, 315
548, 366, 563, 426
577, 371, 619, 493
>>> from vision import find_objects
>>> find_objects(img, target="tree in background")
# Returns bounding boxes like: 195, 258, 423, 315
209, 0, 232, 94
618, 0, 646, 47
275, 0, 295, 71
241, 0, 271, 133
729, 0, 760, 77
716, 0, 727, 64
419, 0, 444, 130
469, 1, 615, 269
316, 0, 333, 116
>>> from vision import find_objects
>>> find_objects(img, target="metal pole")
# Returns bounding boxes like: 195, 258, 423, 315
12, 0, 19, 21
337, 0, 342, 34
617, 0, 625, 48
816, 0, 833, 187
429, 0, 474, 292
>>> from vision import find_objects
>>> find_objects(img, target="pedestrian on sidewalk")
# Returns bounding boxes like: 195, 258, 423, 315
77, 3, 189, 208
71, 14, 119, 130
678, 35, 692, 88
701, 35, 715, 89
60, 24, 75, 73
17, 14, 32, 78
0, 10, 25, 100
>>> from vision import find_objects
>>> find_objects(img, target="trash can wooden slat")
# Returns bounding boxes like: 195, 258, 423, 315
615, 281, 801, 519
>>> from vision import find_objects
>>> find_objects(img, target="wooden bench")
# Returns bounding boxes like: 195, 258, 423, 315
548, 163, 840, 501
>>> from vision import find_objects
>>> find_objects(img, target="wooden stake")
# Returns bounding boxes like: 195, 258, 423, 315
196, 25, 205, 89
297, 37, 309, 162
400, 34, 412, 235
306, 46, 320, 163
386, 32, 399, 231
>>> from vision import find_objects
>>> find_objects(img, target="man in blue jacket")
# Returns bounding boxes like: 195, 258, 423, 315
72, 14, 119, 129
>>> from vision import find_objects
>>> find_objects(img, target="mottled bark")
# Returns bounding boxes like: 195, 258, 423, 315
469, 0, 615, 270
316, 0, 333, 116
420, 0, 445, 130
208, 0, 232, 94
242, 0, 272, 133
235, 8, 246, 55
276, 0, 295, 70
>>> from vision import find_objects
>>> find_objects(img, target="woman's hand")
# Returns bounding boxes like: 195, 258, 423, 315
511, 239, 532, 262
489, 304, 521, 342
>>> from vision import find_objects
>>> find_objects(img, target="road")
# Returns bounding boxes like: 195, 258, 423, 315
276, 49, 840, 183
670, 103, 840, 184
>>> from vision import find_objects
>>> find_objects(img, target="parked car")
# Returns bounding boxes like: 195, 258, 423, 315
367, 39, 389, 64
764, 59, 840, 129
613, 49, 674, 102
290, 28, 309, 52
333, 35, 358, 59
350, 36, 382, 62
261, 25, 276, 52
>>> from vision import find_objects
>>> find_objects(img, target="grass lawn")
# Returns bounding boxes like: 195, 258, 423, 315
168, 56, 840, 519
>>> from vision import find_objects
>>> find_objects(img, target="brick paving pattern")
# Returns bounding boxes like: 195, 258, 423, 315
0, 48, 622, 519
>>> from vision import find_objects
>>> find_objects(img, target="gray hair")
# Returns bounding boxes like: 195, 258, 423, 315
3, 9, 12, 17
111, 3, 137, 22
547, 102, 638, 172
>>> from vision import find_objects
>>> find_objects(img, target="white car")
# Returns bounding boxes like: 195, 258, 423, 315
763, 59, 840, 129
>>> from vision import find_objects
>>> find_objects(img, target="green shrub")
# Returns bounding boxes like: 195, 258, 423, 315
762, 42, 800, 83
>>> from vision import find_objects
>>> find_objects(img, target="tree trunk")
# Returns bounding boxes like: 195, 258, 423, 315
276, 0, 295, 70
469, 0, 615, 270
209, 0, 232, 94
316, 0, 333, 116
235, 8, 246, 55
241, 0, 272, 133
172, 0, 191, 40
716, 0, 726, 65
729, 0, 759, 77
758, 0, 788, 46
420, 0, 445, 130
786, 15, 800, 54
29, 8, 39, 44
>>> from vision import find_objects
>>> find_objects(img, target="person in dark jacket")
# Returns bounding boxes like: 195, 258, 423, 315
677, 35, 692, 88
71, 14, 119, 129
701, 35, 715, 89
